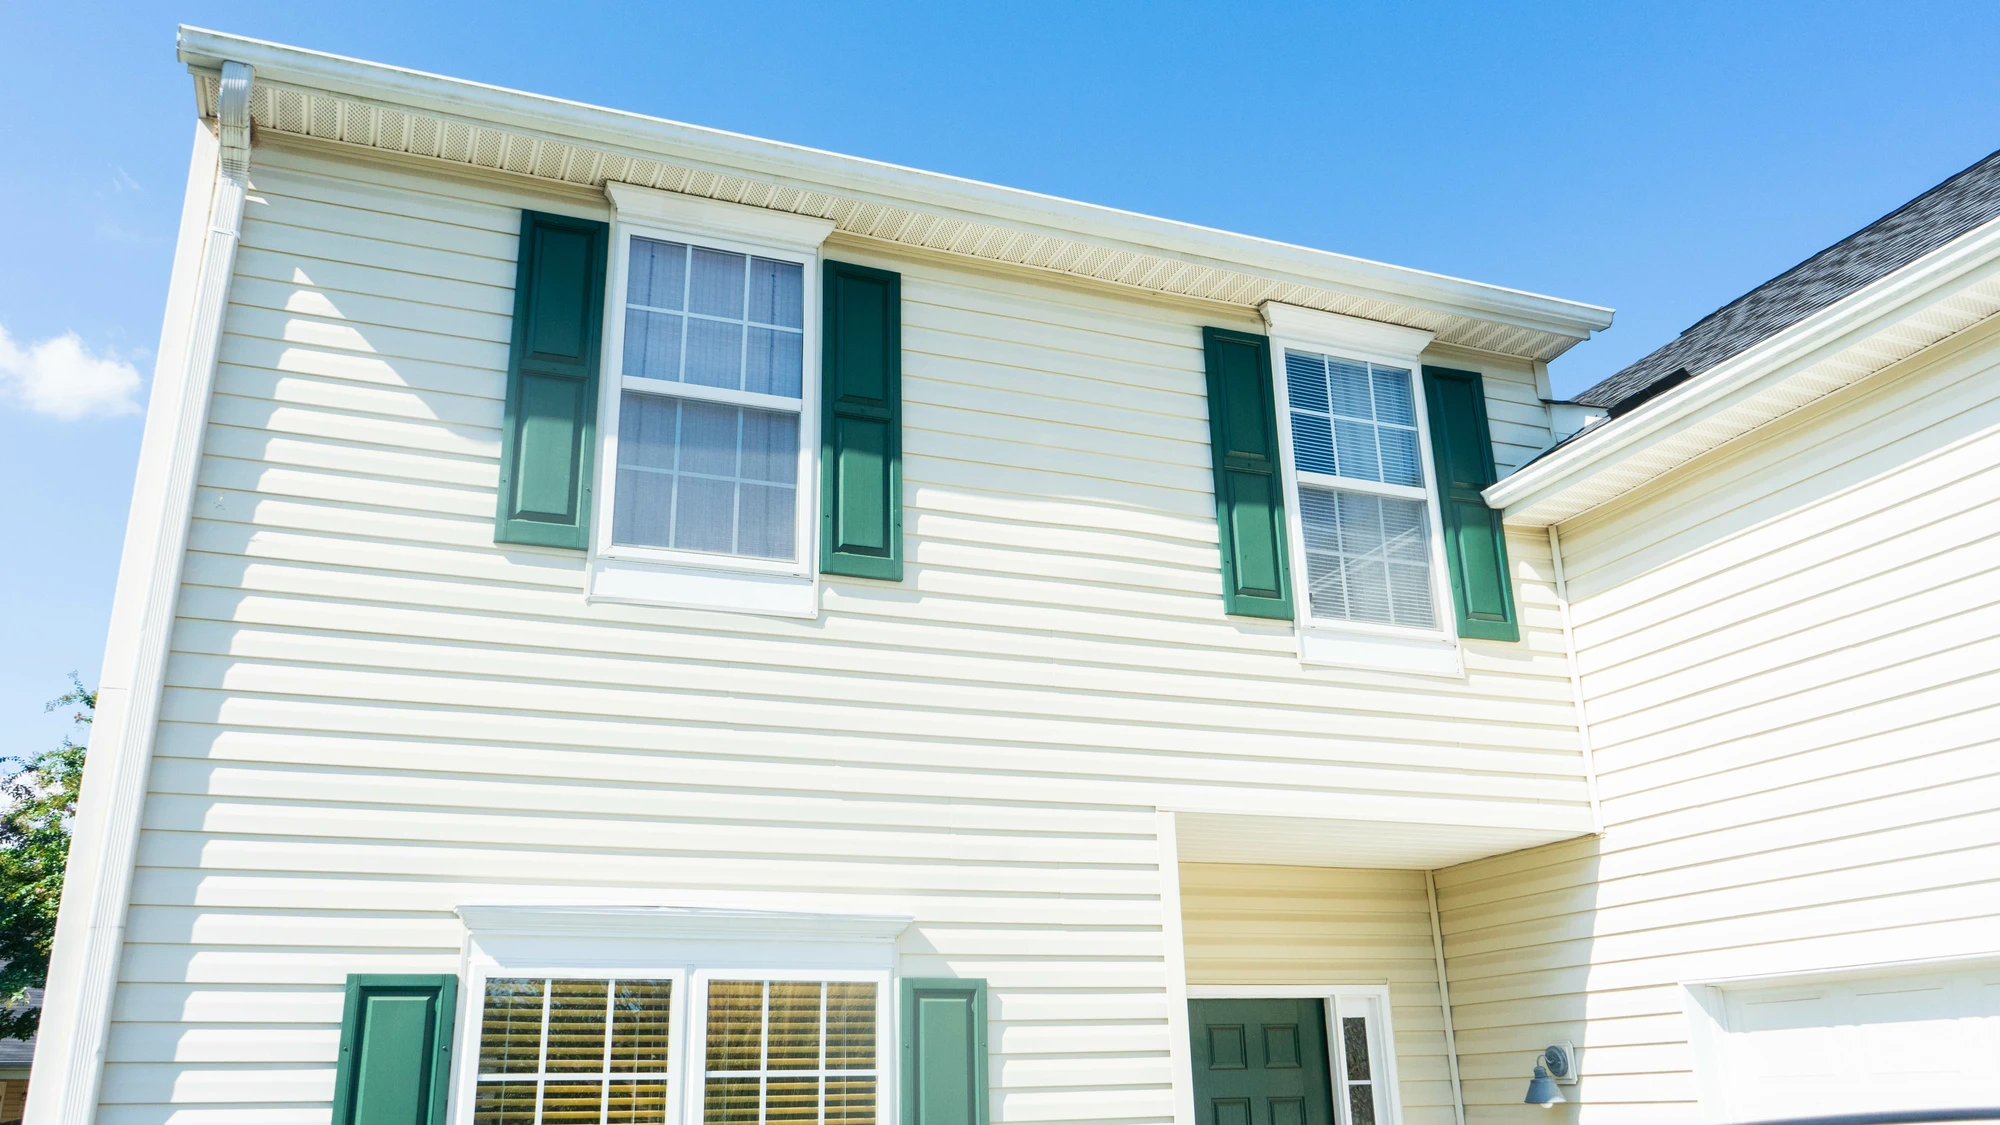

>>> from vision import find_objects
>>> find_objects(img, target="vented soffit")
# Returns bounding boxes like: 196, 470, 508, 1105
178, 28, 1613, 363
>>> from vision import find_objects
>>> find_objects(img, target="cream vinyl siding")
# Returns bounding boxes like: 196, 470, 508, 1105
1180, 864, 1457, 1125
104, 139, 1585, 1123
1434, 314, 2000, 1124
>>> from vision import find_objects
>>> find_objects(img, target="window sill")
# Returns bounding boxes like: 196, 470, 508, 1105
587, 556, 818, 618
1298, 625, 1463, 678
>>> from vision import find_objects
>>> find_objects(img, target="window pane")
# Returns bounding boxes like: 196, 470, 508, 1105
749, 258, 804, 328
705, 1077, 761, 1125
547, 979, 609, 1072
613, 395, 800, 561
690, 248, 747, 318
475, 1080, 540, 1125
629, 238, 687, 310
745, 327, 804, 397
1333, 419, 1380, 482
768, 982, 822, 1070
1299, 486, 1436, 629
612, 980, 673, 1073
609, 1080, 669, 1125
1327, 358, 1372, 419
1377, 426, 1422, 487
481, 979, 546, 1074
542, 1081, 607, 1125
827, 1077, 877, 1125
768, 1076, 821, 1125
685, 317, 745, 389
825, 983, 877, 1070
624, 309, 684, 382
1285, 351, 1329, 413
708, 981, 765, 1071
1348, 1085, 1376, 1125
1342, 1016, 1372, 1078
1291, 413, 1336, 476
1371, 366, 1415, 425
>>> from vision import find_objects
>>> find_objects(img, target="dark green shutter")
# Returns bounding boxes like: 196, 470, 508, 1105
820, 260, 903, 580
1423, 366, 1520, 641
330, 974, 456, 1125
901, 978, 989, 1125
1202, 327, 1293, 619
495, 210, 609, 548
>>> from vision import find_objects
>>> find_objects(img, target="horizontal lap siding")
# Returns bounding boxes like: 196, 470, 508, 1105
107, 143, 1584, 1123
1434, 318, 2000, 1125
1180, 864, 1455, 1125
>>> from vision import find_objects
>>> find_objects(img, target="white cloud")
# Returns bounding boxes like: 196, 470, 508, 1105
0, 325, 144, 420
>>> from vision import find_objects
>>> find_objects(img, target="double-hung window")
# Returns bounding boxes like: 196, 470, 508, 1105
590, 186, 836, 615
1264, 306, 1459, 675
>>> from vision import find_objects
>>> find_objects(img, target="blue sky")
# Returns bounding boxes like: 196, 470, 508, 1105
3, 0, 1998, 751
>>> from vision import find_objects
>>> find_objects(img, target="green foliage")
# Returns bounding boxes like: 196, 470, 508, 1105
0, 676, 93, 1040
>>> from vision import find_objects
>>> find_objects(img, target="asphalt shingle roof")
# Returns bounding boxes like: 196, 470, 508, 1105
1574, 147, 2000, 411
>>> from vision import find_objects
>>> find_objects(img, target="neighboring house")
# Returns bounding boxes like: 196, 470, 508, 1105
0, 990, 37, 1125
24, 26, 2000, 1125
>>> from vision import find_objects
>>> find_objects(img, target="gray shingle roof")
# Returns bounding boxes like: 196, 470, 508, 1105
1574, 147, 2000, 411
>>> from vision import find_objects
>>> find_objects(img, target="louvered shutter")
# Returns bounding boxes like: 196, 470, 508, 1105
495, 210, 609, 548
1422, 365, 1520, 641
331, 974, 457, 1125
820, 261, 904, 580
1202, 327, 1293, 619
900, 978, 989, 1125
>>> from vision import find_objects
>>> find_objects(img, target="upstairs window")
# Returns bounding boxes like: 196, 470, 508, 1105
474, 977, 675, 1124
1280, 349, 1439, 631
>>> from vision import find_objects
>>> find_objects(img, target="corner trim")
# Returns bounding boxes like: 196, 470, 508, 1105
26, 62, 254, 1125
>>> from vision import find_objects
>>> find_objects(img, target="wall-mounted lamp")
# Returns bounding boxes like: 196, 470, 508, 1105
1523, 1043, 1577, 1108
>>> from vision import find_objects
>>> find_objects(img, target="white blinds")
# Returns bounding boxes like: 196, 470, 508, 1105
1284, 348, 1437, 630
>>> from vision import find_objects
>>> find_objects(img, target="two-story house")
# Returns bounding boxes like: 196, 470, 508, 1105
27, 28, 2000, 1125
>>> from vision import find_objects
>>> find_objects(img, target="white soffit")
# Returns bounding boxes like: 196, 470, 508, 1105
177, 27, 1613, 363
1489, 216, 2000, 526
1173, 811, 1587, 870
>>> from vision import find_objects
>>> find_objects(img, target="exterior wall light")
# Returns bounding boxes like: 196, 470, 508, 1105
1525, 1043, 1577, 1107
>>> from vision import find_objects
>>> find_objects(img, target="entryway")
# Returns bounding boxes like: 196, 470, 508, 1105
1187, 995, 1392, 1125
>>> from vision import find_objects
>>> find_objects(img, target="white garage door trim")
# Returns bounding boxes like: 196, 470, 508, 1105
1682, 954, 2000, 1124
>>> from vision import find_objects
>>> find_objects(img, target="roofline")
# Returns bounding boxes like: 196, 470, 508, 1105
175, 26, 1614, 343
1485, 211, 2000, 524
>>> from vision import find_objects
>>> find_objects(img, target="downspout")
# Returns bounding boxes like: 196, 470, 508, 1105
1426, 872, 1467, 1125
25, 60, 253, 1125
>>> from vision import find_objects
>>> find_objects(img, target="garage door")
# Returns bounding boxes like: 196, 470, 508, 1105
1702, 962, 2000, 1122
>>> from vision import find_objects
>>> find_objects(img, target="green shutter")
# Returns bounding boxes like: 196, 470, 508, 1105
331, 974, 457, 1125
820, 260, 903, 580
1422, 366, 1520, 641
901, 978, 989, 1125
495, 210, 609, 548
1202, 327, 1293, 619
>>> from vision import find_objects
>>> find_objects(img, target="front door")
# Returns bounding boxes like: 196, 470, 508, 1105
1188, 998, 1336, 1125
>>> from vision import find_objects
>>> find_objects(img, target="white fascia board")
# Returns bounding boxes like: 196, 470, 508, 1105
1486, 212, 2000, 522
174, 26, 1613, 344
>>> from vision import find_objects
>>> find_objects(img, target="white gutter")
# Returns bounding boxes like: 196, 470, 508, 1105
24, 60, 253, 1125
1487, 211, 2000, 525
173, 26, 1613, 345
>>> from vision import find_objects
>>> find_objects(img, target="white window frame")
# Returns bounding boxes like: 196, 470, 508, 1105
451, 904, 910, 1125
1260, 303, 1463, 678
1185, 984, 1404, 1125
588, 186, 836, 617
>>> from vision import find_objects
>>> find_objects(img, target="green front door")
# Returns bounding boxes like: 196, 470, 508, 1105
1188, 999, 1336, 1125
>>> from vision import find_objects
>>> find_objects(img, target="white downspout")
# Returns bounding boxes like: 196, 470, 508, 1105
25, 60, 253, 1125
1548, 524, 1604, 833
1426, 871, 1467, 1125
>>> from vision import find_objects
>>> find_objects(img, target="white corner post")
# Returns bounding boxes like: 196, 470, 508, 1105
25, 60, 253, 1125
1156, 811, 1198, 1125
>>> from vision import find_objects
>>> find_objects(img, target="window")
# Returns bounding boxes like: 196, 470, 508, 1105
474, 977, 675, 1124
1331, 994, 1392, 1125
1282, 348, 1437, 631
700, 980, 878, 1125
608, 236, 811, 566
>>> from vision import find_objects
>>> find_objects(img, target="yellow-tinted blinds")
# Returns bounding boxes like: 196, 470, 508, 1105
475, 977, 673, 1125
704, 981, 879, 1125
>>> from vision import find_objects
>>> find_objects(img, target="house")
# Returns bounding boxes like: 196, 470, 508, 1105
26, 26, 2000, 1125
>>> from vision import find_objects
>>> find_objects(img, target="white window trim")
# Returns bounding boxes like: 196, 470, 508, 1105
588, 186, 837, 618
1186, 984, 1404, 1125
1259, 303, 1464, 679
451, 904, 910, 1125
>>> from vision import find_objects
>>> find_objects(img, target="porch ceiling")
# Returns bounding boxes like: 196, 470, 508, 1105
1174, 810, 1591, 870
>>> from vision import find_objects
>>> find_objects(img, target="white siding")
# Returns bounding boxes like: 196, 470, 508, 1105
1435, 315, 2000, 1124
105, 139, 1587, 1124
1180, 864, 1457, 1125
